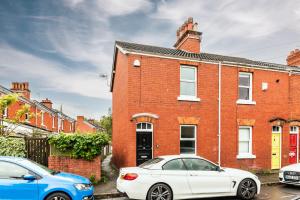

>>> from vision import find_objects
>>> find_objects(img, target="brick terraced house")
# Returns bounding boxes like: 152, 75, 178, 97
0, 82, 78, 136
111, 17, 300, 170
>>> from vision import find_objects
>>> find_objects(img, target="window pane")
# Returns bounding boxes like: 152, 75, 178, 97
0, 161, 29, 179
239, 128, 250, 141
272, 126, 279, 132
180, 140, 195, 154
239, 87, 250, 100
147, 123, 151, 129
142, 123, 146, 129
182, 159, 218, 171
181, 67, 195, 81
180, 82, 195, 96
239, 75, 250, 86
181, 126, 195, 138
137, 123, 141, 129
239, 141, 250, 153
163, 159, 186, 170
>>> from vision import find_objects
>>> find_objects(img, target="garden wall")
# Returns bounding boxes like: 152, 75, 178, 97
48, 155, 101, 180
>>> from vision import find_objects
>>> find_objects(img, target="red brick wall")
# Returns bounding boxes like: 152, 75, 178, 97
76, 116, 96, 133
112, 51, 300, 170
176, 37, 200, 53
112, 50, 129, 168
48, 156, 101, 180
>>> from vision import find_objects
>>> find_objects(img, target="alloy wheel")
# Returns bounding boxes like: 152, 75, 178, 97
150, 184, 172, 200
50, 197, 67, 200
240, 179, 257, 199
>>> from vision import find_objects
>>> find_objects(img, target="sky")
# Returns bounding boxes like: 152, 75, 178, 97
1, 0, 300, 119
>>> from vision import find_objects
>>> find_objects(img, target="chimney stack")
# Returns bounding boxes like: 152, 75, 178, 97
41, 98, 53, 109
287, 49, 300, 66
11, 82, 31, 99
77, 116, 84, 122
174, 17, 202, 53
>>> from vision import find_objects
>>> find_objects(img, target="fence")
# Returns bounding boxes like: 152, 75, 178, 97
25, 137, 50, 166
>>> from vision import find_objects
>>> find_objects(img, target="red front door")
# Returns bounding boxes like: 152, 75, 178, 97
289, 134, 298, 164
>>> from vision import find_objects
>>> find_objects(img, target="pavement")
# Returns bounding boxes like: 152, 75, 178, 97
95, 155, 285, 200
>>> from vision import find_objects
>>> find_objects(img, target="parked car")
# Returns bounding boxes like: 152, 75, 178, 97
0, 156, 94, 200
279, 163, 300, 185
117, 155, 261, 200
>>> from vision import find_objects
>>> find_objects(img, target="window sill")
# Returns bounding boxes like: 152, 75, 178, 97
177, 96, 201, 102
236, 100, 256, 105
237, 154, 256, 159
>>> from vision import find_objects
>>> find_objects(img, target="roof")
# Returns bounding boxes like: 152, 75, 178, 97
115, 41, 300, 72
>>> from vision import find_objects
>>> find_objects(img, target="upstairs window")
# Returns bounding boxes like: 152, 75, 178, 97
180, 66, 197, 97
41, 112, 45, 126
238, 72, 252, 101
2, 107, 8, 118
24, 113, 29, 122
52, 116, 55, 128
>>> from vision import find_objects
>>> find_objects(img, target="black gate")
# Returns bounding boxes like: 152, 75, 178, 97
25, 137, 50, 166
136, 123, 153, 166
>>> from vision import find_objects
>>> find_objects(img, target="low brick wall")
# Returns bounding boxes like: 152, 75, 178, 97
48, 156, 101, 181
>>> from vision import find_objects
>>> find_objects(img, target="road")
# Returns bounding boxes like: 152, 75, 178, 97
107, 184, 300, 200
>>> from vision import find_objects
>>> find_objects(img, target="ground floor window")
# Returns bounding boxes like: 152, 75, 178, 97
180, 125, 196, 154
237, 126, 255, 159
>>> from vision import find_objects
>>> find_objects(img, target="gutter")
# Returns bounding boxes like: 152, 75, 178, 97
218, 61, 222, 166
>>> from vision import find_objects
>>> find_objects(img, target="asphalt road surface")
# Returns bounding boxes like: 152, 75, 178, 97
107, 184, 300, 200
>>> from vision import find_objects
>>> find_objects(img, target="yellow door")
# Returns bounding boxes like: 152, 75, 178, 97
271, 133, 281, 169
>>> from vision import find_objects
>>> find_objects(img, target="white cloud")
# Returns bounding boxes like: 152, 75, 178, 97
0, 44, 111, 100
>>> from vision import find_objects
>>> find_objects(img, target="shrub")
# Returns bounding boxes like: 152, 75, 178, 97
48, 132, 110, 161
0, 137, 26, 157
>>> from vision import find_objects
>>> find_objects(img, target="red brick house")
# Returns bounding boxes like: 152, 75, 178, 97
111, 17, 300, 170
75, 116, 97, 133
0, 82, 75, 136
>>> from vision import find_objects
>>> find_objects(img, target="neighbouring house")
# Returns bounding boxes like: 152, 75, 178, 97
111, 17, 300, 170
0, 82, 76, 136
75, 116, 98, 133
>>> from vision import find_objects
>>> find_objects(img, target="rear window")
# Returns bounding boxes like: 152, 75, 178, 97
139, 158, 164, 168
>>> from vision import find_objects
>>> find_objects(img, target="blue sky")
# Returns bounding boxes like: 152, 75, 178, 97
1, 0, 300, 119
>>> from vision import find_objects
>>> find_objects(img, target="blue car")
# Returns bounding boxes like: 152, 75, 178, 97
0, 156, 94, 200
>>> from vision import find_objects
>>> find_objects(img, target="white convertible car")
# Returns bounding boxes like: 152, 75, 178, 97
117, 155, 261, 200
279, 163, 300, 185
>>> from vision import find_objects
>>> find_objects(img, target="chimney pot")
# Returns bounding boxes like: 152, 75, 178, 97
11, 82, 31, 99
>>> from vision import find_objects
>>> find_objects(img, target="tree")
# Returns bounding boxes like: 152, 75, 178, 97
0, 94, 35, 136
99, 115, 112, 136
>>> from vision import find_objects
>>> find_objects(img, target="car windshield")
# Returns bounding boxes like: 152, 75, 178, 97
20, 159, 58, 176
139, 158, 164, 168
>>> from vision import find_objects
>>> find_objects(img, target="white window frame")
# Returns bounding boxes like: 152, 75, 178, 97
178, 65, 200, 102
237, 72, 256, 105
290, 126, 299, 163
52, 115, 55, 129
2, 107, 8, 118
237, 126, 256, 159
24, 113, 30, 122
180, 125, 197, 155
41, 111, 45, 126
61, 119, 64, 130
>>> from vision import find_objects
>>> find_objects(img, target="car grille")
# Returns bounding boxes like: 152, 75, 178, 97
284, 171, 300, 182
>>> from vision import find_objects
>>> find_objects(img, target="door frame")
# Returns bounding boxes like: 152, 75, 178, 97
136, 122, 153, 164
290, 126, 299, 163
271, 126, 282, 169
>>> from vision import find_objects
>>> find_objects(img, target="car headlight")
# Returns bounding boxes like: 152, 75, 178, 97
74, 183, 92, 190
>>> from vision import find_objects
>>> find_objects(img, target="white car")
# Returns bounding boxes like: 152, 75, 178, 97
279, 163, 300, 185
117, 155, 261, 200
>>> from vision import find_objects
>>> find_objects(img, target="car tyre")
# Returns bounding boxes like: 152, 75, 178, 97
237, 178, 257, 200
147, 183, 173, 200
45, 192, 71, 200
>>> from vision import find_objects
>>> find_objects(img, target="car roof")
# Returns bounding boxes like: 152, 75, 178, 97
0, 156, 27, 162
157, 155, 203, 161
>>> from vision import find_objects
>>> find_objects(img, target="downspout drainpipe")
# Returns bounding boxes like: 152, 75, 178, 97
218, 61, 222, 166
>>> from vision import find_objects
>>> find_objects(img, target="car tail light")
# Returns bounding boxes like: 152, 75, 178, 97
122, 173, 138, 181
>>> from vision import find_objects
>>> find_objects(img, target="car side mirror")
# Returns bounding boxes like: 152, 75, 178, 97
23, 174, 36, 181
216, 166, 224, 172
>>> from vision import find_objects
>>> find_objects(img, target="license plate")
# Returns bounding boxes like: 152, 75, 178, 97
285, 175, 299, 181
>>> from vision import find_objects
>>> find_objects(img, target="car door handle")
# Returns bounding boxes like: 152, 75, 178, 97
190, 174, 198, 176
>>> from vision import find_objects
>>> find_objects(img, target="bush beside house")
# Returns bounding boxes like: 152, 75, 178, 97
0, 136, 26, 157
48, 132, 110, 182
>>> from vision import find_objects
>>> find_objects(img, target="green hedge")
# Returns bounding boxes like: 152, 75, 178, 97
48, 132, 110, 161
0, 137, 26, 157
